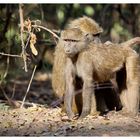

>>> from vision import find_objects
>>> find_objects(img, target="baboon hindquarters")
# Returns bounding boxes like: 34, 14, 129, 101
124, 55, 140, 115
116, 53, 140, 115
86, 44, 140, 116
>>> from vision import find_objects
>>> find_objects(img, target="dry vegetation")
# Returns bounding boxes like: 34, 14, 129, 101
0, 75, 140, 136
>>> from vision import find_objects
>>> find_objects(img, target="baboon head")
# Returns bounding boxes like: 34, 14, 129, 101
68, 16, 103, 43
61, 28, 89, 57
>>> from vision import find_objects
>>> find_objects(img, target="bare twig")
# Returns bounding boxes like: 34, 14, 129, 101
20, 65, 37, 108
19, 4, 24, 47
17, 100, 44, 107
0, 84, 11, 103
52, 29, 61, 34
0, 52, 21, 57
0, 54, 10, 84
0, 47, 21, 84
19, 4, 28, 72
3, 56, 9, 80
25, 34, 31, 49
3, 40, 11, 81
51, 83, 114, 107
32, 25, 60, 39
11, 83, 16, 99
0, 84, 21, 108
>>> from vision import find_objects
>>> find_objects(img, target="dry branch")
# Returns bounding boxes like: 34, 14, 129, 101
0, 85, 20, 108
19, 4, 28, 72
20, 65, 37, 108
0, 52, 21, 57
32, 25, 60, 39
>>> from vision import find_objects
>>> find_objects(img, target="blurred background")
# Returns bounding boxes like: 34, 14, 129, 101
0, 4, 140, 109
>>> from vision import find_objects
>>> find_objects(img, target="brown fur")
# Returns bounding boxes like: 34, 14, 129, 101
68, 16, 103, 34
62, 29, 140, 119
106, 37, 140, 112
52, 16, 106, 114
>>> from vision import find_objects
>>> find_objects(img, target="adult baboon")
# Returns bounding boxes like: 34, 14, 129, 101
52, 16, 122, 115
61, 28, 140, 119
52, 16, 103, 99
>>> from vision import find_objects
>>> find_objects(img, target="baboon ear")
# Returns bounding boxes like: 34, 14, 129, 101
84, 33, 93, 42
84, 33, 90, 41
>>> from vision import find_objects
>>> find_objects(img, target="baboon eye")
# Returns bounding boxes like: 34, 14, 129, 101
64, 39, 79, 42
64, 39, 69, 41
93, 33, 100, 37
71, 39, 78, 42
85, 33, 89, 37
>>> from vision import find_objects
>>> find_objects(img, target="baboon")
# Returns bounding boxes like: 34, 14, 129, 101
52, 16, 121, 115
52, 16, 103, 98
61, 28, 140, 119
68, 16, 103, 43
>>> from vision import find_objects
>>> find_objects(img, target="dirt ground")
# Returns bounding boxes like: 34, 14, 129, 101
0, 72, 140, 136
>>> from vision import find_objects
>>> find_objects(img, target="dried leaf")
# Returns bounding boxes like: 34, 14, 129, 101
24, 18, 31, 32
30, 33, 37, 44
30, 43, 38, 56
29, 33, 38, 55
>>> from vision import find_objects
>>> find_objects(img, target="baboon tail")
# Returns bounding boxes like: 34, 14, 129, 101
121, 37, 140, 48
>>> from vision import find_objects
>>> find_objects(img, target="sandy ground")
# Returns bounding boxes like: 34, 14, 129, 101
0, 106, 140, 136
0, 73, 140, 136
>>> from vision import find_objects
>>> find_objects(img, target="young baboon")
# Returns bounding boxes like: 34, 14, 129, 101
61, 28, 140, 119
68, 16, 103, 43
52, 16, 121, 115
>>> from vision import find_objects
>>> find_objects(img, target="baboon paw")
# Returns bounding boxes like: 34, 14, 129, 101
67, 113, 77, 120
79, 111, 89, 119
62, 114, 78, 121
118, 108, 138, 117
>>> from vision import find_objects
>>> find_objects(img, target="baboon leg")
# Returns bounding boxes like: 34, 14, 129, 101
62, 97, 80, 114
64, 59, 76, 119
64, 83, 75, 119
79, 78, 93, 119
90, 92, 98, 115
120, 89, 128, 111
125, 55, 140, 116
62, 77, 83, 115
